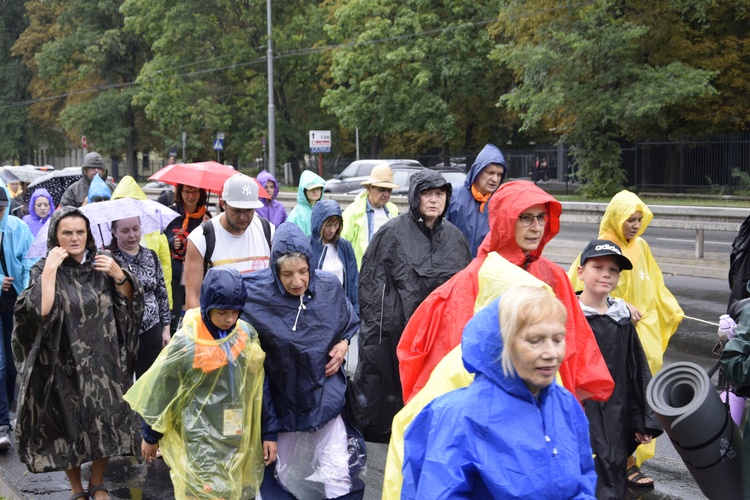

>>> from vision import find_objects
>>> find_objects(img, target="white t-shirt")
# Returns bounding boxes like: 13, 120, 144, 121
321, 243, 344, 285
188, 213, 272, 275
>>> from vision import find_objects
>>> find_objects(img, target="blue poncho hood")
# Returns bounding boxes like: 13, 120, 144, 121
310, 200, 342, 244
465, 143, 507, 190
200, 267, 247, 338
271, 222, 317, 295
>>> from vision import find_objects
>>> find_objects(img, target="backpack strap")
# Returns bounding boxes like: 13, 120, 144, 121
201, 219, 215, 276
258, 216, 272, 250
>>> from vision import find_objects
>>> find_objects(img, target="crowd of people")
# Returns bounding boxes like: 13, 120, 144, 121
0, 146, 695, 499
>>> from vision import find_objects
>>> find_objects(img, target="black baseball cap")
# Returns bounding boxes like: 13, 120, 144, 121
580, 239, 633, 270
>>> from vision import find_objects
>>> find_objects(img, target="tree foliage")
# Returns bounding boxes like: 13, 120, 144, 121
494, 0, 715, 196
322, 0, 513, 158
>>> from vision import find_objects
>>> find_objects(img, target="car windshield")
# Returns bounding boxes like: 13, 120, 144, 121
341, 162, 376, 179
392, 170, 414, 188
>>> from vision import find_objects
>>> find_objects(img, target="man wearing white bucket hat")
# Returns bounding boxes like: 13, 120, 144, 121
183, 174, 274, 309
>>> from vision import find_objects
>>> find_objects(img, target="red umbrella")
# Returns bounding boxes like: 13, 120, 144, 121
149, 161, 270, 199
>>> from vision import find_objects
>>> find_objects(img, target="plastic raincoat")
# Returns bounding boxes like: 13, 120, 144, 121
241, 223, 365, 498
341, 191, 399, 269
356, 170, 471, 443
568, 191, 683, 374
310, 199, 359, 312
111, 175, 173, 307
87, 174, 111, 202
124, 268, 266, 500
13, 207, 143, 472
383, 252, 550, 499
256, 170, 288, 227
398, 180, 614, 403
719, 303, 750, 500
446, 144, 506, 257
402, 297, 597, 499
287, 170, 326, 237
22, 188, 55, 237
567, 191, 683, 464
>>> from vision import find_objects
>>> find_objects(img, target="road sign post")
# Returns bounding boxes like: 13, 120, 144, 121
310, 130, 331, 177
214, 133, 225, 163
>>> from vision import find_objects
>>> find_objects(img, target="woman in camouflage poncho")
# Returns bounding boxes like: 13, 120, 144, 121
12, 207, 143, 500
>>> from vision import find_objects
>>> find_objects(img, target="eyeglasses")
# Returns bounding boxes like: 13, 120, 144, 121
518, 212, 550, 227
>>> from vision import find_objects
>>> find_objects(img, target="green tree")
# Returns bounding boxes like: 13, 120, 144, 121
122, 0, 332, 180
0, 0, 41, 163
494, 0, 714, 197
322, 0, 513, 159
13, 0, 152, 176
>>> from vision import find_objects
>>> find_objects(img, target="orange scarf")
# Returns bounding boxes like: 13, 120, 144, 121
182, 205, 207, 231
192, 320, 247, 372
471, 185, 492, 213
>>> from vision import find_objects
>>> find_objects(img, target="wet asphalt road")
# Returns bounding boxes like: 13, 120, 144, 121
0, 232, 734, 499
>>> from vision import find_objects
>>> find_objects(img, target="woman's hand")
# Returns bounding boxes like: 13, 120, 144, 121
263, 440, 277, 465
142, 441, 159, 463
325, 340, 349, 377
635, 432, 652, 444
1, 276, 15, 294
625, 302, 642, 325
44, 246, 69, 273
94, 253, 126, 282
161, 326, 171, 347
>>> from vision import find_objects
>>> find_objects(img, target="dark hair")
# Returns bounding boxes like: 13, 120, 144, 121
175, 184, 208, 207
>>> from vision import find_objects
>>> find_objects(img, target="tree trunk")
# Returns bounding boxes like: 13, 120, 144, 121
369, 135, 381, 158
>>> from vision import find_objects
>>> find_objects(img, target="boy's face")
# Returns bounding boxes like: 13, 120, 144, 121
577, 256, 621, 296
208, 308, 240, 331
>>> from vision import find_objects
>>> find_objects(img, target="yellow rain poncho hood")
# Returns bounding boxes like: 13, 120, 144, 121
111, 175, 173, 307
124, 268, 266, 499
568, 190, 684, 465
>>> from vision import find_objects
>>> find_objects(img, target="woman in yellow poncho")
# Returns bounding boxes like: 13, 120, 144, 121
568, 190, 684, 486
124, 267, 266, 500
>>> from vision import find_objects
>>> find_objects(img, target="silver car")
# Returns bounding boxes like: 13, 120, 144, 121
325, 159, 425, 193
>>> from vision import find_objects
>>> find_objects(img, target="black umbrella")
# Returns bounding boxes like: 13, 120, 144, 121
24, 167, 83, 207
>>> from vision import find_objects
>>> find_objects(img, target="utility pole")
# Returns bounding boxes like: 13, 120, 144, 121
267, 0, 276, 177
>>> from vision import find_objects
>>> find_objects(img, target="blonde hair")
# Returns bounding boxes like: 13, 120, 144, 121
499, 286, 567, 377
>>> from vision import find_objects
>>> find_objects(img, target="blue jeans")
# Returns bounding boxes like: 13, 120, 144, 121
0, 309, 15, 428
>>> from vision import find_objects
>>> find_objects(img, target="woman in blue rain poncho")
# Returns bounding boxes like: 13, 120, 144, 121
242, 222, 366, 500
124, 267, 266, 500
402, 286, 596, 499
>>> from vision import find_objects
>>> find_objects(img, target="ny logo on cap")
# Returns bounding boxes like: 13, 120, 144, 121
242, 185, 252, 196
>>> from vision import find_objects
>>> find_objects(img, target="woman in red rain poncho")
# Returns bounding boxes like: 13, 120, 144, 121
397, 180, 614, 404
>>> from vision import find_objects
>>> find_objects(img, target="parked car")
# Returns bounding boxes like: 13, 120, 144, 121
346, 167, 466, 197
432, 168, 467, 191
325, 159, 425, 193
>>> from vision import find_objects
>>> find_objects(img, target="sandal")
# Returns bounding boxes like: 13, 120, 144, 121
69, 492, 89, 500
88, 484, 110, 500
626, 464, 654, 488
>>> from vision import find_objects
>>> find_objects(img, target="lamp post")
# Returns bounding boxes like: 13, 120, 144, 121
267, 0, 276, 177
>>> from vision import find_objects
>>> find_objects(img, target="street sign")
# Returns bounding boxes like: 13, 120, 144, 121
309, 130, 331, 153
217, 132, 225, 140
213, 139, 224, 151
81, 135, 88, 150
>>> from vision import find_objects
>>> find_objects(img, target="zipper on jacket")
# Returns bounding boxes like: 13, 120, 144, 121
378, 283, 385, 344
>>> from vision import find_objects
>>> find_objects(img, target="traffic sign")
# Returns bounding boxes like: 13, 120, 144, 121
81, 135, 88, 150
309, 130, 331, 154
213, 139, 224, 151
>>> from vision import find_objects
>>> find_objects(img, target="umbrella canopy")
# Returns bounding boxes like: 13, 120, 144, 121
149, 161, 270, 198
3, 165, 49, 184
27, 198, 180, 258
0, 169, 19, 185
24, 167, 83, 207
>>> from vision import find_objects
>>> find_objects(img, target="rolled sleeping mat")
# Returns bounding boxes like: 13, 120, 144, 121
647, 361, 743, 500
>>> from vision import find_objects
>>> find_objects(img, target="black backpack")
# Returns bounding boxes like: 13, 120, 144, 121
201, 216, 273, 275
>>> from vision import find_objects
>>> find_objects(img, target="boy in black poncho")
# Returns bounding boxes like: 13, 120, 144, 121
575, 239, 663, 499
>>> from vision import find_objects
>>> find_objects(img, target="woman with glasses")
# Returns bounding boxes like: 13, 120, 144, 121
398, 180, 613, 405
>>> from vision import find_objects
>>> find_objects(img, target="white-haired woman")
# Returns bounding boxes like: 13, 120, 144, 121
402, 286, 596, 499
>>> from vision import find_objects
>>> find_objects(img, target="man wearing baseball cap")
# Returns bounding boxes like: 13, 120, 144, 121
183, 174, 274, 309
341, 164, 400, 269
